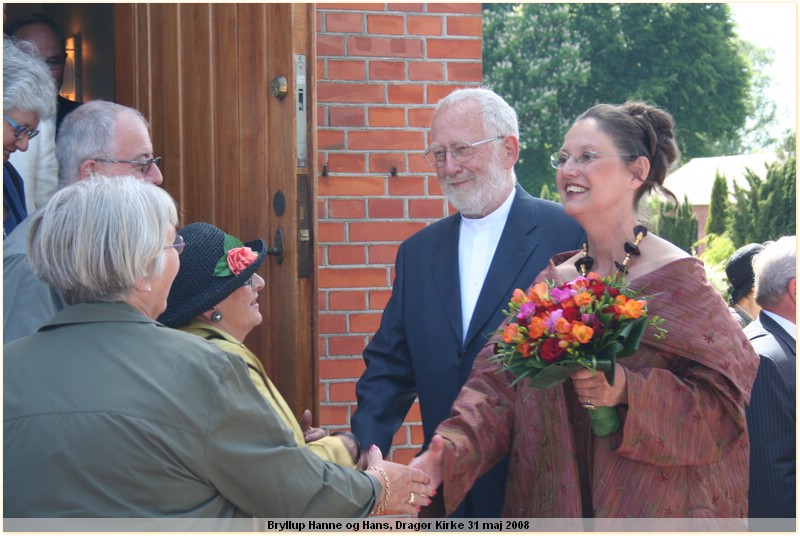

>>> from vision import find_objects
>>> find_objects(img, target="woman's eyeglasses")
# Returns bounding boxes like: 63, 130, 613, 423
4, 115, 39, 141
165, 234, 185, 255
550, 150, 633, 169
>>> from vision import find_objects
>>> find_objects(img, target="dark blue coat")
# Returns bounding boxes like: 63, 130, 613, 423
352, 184, 584, 517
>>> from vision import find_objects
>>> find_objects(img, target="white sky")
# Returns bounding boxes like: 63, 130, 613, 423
728, 2, 797, 137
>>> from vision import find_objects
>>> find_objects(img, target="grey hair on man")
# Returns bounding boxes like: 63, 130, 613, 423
753, 236, 797, 308
436, 87, 520, 140
28, 175, 178, 305
3, 35, 57, 118
56, 100, 151, 187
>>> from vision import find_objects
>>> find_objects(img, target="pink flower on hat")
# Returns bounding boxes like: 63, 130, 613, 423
227, 246, 258, 275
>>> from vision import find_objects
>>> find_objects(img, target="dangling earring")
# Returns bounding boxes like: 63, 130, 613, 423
211, 311, 223, 322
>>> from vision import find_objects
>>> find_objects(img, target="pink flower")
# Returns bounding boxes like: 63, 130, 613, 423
227, 246, 258, 275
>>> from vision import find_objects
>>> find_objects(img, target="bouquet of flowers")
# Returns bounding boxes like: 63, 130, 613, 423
492, 271, 665, 436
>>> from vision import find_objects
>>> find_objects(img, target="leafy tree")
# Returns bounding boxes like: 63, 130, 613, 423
483, 3, 753, 195
705, 171, 729, 236
538, 183, 560, 203
650, 194, 698, 254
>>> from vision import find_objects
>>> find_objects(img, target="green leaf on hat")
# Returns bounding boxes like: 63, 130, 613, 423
212, 233, 245, 278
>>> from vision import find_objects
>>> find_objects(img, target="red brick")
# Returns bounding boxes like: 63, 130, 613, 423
387, 3, 424, 13
408, 153, 434, 174
327, 198, 366, 219
328, 153, 366, 173
428, 38, 481, 59
318, 82, 385, 104
388, 84, 424, 105
407, 15, 442, 36
328, 60, 366, 81
409, 61, 444, 81
428, 84, 468, 104
367, 14, 404, 35
408, 107, 435, 127
349, 36, 424, 58
429, 179, 445, 197
328, 245, 367, 266
446, 15, 482, 37
329, 381, 357, 403
317, 35, 345, 56
368, 288, 393, 309
318, 176, 386, 197
328, 106, 366, 127
409, 198, 446, 219
329, 290, 367, 311
316, 10, 323, 32
317, 221, 346, 243
319, 404, 350, 426
350, 221, 426, 242
328, 335, 369, 356
409, 423, 425, 444
319, 358, 367, 379
369, 153, 404, 174
368, 246, 399, 266
389, 448, 417, 465
427, 4, 481, 15
350, 312, 382, 334
369, 60, 406, 81
319, 3, 384, 12
326, 12, 363, 33
317, 129, 345, 150
349, 130, 425, 151
392, 427, 408, 446
319, 267, 389, 288
319, 312, 347, 334
368, 198, 404, 219
369, 107, 405, 128
448, 61, 482, 82
406, 403, 422, 421
387, 175, 426, 196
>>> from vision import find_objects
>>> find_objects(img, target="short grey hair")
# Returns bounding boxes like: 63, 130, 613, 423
435, 87, 520, 139
28, 175, 178, 305
3, 35, 57, 119
56, 100, 150, 187
753, 236, 796, 308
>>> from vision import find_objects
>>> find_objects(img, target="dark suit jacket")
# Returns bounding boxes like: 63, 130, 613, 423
56, 95, 82, 133
744, 312, 796, 518
352, 184, 584, 517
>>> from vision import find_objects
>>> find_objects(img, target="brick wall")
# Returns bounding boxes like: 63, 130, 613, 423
315, 3, 483, 463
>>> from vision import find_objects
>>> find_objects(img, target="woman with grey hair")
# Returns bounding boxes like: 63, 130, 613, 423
4, 175, 434, 520
3, 35, 57, 237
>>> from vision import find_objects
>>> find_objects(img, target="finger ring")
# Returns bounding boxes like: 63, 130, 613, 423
583, 399, 596, 411
406, 492, 415, 505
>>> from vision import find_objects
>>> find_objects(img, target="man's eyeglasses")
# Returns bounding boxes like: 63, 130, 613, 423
165, 234, 185, 255
423, 135, 505, 167
44, 55, 67, 68
94, 156, 163, 175
550, 150, 633, 169
4, 115, 39, 141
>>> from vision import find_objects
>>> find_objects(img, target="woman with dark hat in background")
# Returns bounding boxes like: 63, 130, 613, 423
725, 242, 764, 328
159, 222, 363, 469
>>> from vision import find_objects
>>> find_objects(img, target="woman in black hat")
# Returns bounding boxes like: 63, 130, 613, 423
725, 242, 764, 328
159, 222, 363, 469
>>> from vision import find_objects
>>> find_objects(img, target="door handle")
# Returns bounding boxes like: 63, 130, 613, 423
266, 227, 284, 265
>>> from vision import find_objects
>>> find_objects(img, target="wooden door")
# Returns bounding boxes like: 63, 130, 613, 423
113, 3, 317, 417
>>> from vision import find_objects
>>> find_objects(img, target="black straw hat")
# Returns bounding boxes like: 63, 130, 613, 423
158, 222, 266, 328
725, 243, 764, 305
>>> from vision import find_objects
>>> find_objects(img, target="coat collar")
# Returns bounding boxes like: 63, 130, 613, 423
40, 302, 158, 331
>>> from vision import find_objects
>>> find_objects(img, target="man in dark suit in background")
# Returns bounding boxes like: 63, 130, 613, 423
744, 235, 796, 523
351, 87, 584, 517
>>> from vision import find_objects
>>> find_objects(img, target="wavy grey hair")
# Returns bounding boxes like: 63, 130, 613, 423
753, 236, 797, 308
435, 87, 520, 139
3, 35, 57, 119
56, 100, 150, 187
28, 175, 178, 305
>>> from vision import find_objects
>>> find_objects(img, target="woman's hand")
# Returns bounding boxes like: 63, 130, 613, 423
570, 363, 628, 408
365, 445, 436, 516
300, 409, 328, 442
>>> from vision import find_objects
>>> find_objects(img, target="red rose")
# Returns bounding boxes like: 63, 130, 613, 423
562, 306, 580, 323
606, 285, 621, 298
227, 246, 258, 275
539, 338, 566, 363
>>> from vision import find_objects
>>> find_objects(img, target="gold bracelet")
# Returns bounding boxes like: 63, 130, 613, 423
368, 466, 390, 515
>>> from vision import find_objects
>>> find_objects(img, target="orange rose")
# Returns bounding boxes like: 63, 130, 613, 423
573, 290, 594, 308
502, 323, 520, 343
531, 282, 550, 303
571, 323, 594, 343
511, 288, 527, 305
555, 316, 572, 334
528, 316, 547, 339
227, 246, 258, 275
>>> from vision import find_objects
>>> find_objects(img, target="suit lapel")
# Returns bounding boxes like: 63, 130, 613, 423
431, 215, 463, 343
760, 313, 796, 356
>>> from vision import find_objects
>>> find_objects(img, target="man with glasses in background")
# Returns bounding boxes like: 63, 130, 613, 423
351, 87, 584, 517
4, 100, 164, 343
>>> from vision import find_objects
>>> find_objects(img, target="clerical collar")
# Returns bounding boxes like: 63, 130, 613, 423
460, 188, 515, 231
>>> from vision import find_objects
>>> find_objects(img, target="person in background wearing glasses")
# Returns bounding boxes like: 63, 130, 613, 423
6, 13, 85, 214
158, 221, 372, 473
4, 100, 163, 343
412, 101, 758, 522
4, 176, 435, 521
3, 35, 57, 237
351, 87, 584, 518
